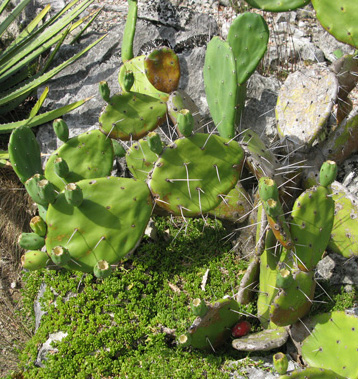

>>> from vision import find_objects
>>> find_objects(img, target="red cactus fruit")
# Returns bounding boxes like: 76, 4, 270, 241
231, 320, 251, 337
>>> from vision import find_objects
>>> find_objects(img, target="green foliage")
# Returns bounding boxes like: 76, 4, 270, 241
18, 218, 249, 378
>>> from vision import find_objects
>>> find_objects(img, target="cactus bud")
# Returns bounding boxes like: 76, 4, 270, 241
147, 132, 163, 155
64, 183, 83, 207
30, 216, 47, 237
54, 157, 69, 178
38, 179, 56, 204
93, 260, 111, 278
18, 232, 45, 250
21, 250, 49, 270
53, 119, 69, 142
177, 109, 194, 137
191, 298, 208, 318
123, 70, 135, 92
319, 160, 338, 187
50, 246, 71, 266
273, 352, 288, 375
99, 81, 111, 103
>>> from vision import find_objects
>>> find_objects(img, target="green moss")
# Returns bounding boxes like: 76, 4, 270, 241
17, 217, 249, 378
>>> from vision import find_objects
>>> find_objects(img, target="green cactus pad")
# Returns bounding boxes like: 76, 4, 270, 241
276, 67, 338, 147
270, 270, 315, 327
8, 126, 43, 183
118, 56, 169, 101
203, 37, 241, 139
207, 181, 252, 223
45, 177, 152, 273
312, 0, 358, 48
290, 185, 335, 271
18, 232, 45, 250
121, 0, 137, 62
148, 134, 244, 217
257, 229, 282, 327
232, 326, 288, 351
301, 311, 358, 379
258, 177, 279, 202
44, 130, 114, 192
99, 92, 167, 140
181, 297, 240, 350
53, 119, 69, 142
329, 182, 358, 258
279, 367, 346, 379
126, 138, 161, 181
227, 12, 269, 85
144, 48, 180, 94
243, 0, 309, 11
21, 250, 49, 271
29, 216, 47, 237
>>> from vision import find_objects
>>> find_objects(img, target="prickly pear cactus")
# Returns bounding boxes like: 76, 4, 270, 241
301, 311, 358, 379
126, 138, 162, 181
99, 91, 167, 140
232, 326, 288, 351
167, 90, 202, 133
45, 177, 152, 274
329, 182, 358, 258
148, 133, 244, 217
118, 56, 169, 101
311, 0, 358, 48
121, 0, 137, 63
276, 66, 338, 147
243, 0, 310, 12
270, 269, 316, 327
279, 367, 346, 379
207, 181, 252, 223
44, 130, 114, 191
203, 37, 240, 139
144, 47, 180, 94
289, 185, 335, 271
179, 297, 241, 350
8, 126, 43, 183
227, 12, 269, 85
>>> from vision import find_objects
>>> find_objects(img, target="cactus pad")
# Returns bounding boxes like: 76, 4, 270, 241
148, 134, 244, 217
276, 67, 338, 147
290, 185, 335, 271
329, 182, 358, 258
118, 56, 169, 101
270, 270, 315, 326
227, 12, 269, 85
45, 177, 152, 273
232, 326, 288, 351
207, 181, 252, 223
301, 311, 358, 379
243, 0, 309, 11
180, 297, 240, 350
203, 37, 239, 139
279, 367, 346, 379
144, 48, 180, 93
126, 138, 161, 181
99, 92, 167, 140
44, 130, 114, 192
312, 0, 358, 48
8, 126, 43, 183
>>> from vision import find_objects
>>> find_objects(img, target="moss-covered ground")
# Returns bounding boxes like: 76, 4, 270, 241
10, 216, 357, 378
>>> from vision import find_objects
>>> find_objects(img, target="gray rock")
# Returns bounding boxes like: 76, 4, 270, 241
339, 154, 358, 197
34, 282, 47, 332
316, 253, 358, 287
243, 73, 281, 144
35, 331, 68, 367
